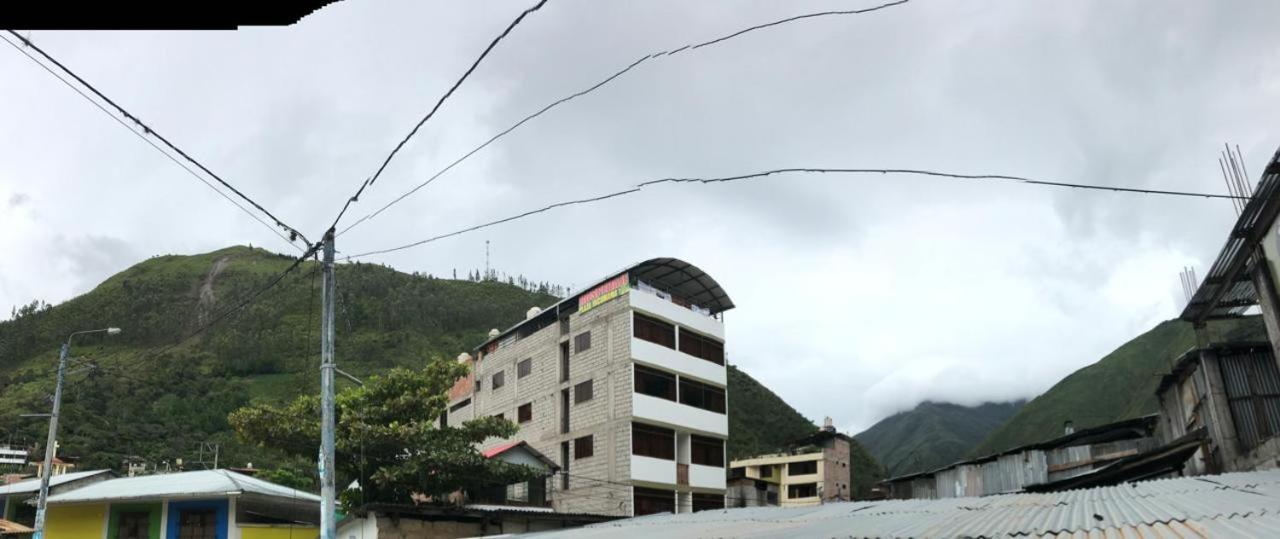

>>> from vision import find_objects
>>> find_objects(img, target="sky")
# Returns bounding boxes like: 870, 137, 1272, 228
2, 0, 1279, 434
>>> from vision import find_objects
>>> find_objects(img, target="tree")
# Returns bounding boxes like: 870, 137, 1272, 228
228, 359, 540, 509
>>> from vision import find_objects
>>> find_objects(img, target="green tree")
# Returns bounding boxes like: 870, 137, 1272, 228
229, 359, 539, 509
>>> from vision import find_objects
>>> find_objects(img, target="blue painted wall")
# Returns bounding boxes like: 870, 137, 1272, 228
165, 499, 229, 539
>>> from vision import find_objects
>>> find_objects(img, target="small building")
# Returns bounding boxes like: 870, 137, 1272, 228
467, 440, 559, 507
41, 469, 320, 539
445, 258, 734, 517
0, 469, 112, 531
880, 416, 1164, 499
337, 503, 616, 538
727, 424, 852, 507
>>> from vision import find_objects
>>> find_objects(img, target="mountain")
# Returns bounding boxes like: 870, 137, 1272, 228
854, 400, 1025, 477
970, 316, 1268, 457
0, 246, 885, 494
727, 365, 886, 499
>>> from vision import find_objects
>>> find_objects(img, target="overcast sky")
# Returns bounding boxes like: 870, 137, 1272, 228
2, 0, 1278, 433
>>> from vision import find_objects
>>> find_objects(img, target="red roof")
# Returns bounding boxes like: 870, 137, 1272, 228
482, 441, 523, 459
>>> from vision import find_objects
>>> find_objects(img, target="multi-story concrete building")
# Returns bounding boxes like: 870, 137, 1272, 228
446, 258, 734, 517
727, 424, 852, 507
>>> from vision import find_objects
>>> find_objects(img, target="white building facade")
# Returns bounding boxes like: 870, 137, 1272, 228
446, 258, 733, 517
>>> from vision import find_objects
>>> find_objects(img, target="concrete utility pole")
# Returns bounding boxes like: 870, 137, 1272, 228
33, 327, 120, 539
319, 230, 337, 539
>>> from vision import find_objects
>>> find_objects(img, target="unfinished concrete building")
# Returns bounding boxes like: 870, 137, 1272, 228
446, 258, 733, 517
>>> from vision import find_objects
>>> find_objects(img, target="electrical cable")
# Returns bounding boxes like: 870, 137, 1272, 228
2, 30, 310, 249
327, 0, 550, 232
344, 167, 1245, 260
336, 0, 913, 236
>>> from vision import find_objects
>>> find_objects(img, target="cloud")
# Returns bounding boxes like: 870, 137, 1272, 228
7, 192, 28, 208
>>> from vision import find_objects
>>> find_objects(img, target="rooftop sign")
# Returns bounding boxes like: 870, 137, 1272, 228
579, 275, 630, 314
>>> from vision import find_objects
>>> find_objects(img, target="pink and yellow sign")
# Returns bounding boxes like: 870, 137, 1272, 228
578, 274, 631, 314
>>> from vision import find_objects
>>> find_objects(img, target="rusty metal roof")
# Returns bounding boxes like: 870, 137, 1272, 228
526, 470, 1280, 538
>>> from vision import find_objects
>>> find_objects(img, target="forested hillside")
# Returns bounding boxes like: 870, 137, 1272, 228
971, 316, 1268, 456
854, 400, 1024, 477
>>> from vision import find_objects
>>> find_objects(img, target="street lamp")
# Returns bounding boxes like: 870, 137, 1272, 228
31, 327, 121, 539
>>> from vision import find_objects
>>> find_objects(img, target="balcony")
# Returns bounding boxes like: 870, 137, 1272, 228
689, 464, 726, 490
632, 338, 726, 386
631, 287, 724, 341
632, 393, 728, 437
631, 455, 676, 485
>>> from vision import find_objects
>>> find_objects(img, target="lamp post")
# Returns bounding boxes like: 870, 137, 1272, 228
32, 327, 120, 539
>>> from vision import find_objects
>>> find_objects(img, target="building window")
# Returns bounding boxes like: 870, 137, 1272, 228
561, 389, 570, 434
177, 509, 218, 539
788, 461, 817, 476
518, 402, 533, 423
788, 483, 817, 499
574, 379, 594, 404
574, 331, 592, 354
561, 442, 570, 490
678, 329, 724, 365
759, 465, 773, 478
518, 358, 533, 378
575, 435, 594, 459
679, 378, 726, 414
632, 422, 675, 460
116, 511, 151, 539
492, 370, 505, 389
634, 487, 675, 516
560, 341, 570, 382
692, 492, 725, 512
634, 365, 677, 401
690, 435, 724, 467
449, 398, 471, 413
634, 313, 675, 349
560, 317, 570, 336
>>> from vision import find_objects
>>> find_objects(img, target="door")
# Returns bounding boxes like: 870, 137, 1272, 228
116, 511, 150, 539
177, 509, 218, 539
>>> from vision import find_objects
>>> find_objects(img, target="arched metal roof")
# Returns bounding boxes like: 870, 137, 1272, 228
629, 257, 735, 314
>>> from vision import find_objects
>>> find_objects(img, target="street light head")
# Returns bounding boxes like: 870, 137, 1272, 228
106, 327, 122, 336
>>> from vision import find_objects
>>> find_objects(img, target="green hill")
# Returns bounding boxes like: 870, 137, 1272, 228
970, 316, 1268, 457
854, 400, 1024, 477
0, 246, 882, 493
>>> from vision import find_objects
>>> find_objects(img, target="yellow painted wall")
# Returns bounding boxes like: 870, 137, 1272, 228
46, 503, 107, 539
241, 525, 321, 539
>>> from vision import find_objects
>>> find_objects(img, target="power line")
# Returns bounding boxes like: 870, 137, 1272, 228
3, 30, 311, 249
326, 0, 551, 233
344, 167, 1244, 260
336, 0, 913, 236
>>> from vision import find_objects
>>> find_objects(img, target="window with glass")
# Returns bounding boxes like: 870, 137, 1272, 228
788, 483, 817, 499
632, 422, 675, 460
634, 365, 677, 401
679, 378, 726, 413
574, 331, 592, 353
574, 379, 593, 404
518, 358, 532, 378
492, 370, 505, 389
633, 487, 675, 516
634, 312, 675, 348
690, 435, 724, 467
518, 402, 532, 423
575, 435, 594, 459
678, 329, 724, 365
788, 460, 817, 475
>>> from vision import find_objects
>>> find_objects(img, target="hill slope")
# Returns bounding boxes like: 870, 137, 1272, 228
854, 400, 1025, 477
970, 316, 1268, 456
0, 246, 884, 493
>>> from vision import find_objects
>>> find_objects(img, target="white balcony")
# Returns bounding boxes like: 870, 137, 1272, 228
632, 338, 726, 387
689, 464, 726, 490
632, 393, 728, 437
631, 289, 724, 341
631, 455, 676, 485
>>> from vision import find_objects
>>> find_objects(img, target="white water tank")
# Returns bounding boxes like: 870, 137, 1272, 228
526, 306, 542, 319
488, 328, 500, 338
457, 352, 472, 364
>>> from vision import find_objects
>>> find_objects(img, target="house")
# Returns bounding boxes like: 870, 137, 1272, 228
445, 258, 734, 517
727, 421, 852, 507
336, 503, 615, 538
1176, 144, 1280, 473
0, 469, 112, 532
40, 469, 320, 539
467, 441, 559, 507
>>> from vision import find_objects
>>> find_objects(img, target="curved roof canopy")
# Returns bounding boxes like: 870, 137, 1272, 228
629, 257, 734, 314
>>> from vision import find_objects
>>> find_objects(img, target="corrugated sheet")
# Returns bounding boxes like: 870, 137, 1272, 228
0, 469, 109, 495
526, 470, 1280, 538
45, 469, 320, 503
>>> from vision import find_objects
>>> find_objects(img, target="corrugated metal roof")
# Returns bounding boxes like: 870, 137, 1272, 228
525, 470, 1280, 538
45, 469, 320, 504
0, 469, 110, 496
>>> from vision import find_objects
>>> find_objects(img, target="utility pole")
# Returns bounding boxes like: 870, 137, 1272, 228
33, 327, 120, 539
319, 230, 337, 539
485, 239, 490, 280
